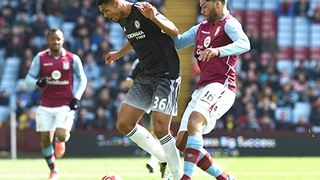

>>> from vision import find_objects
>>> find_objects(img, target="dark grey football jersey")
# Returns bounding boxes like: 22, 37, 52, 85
119, 2, 181, 79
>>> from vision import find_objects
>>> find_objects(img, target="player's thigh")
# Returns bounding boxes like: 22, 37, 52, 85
178, 99, 195, 133
55, 106, 74, 131
35, 106, 55, 132
193, 83, 235, 134
118, 103, 145, 126
122, 78, 153, 113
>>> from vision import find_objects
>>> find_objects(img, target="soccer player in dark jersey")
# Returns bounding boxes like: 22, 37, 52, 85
96, 0, 182, 179
172, 0, 250, 180
25, 28, 87, 180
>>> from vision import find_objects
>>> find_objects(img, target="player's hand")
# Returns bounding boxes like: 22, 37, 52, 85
69, 98, 80, 110
137, 2, 156, 20
198, 48, 219, 61
36, 77, 47, 88
105, 51, 119, 65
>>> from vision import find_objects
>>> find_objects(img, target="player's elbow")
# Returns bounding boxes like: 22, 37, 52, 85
171, 28, 179, 37
25, 75, 36, 87
165, 27, 179, 37
241, 39, 251, 53
244, 41, 251, 52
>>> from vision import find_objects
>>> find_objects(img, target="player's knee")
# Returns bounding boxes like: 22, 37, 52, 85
187, 112, 206, 134
116, 120, 134, 135
41, 133, 52, 147
153, 127, 169, 139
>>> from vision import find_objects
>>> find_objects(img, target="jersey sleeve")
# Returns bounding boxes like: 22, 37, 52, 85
25, 53, 41, 87
172, 23, 199, 50
216, 19, 251, 57
72, 54, 87, 100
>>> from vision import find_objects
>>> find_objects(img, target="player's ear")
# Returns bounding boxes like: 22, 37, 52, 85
114, 0, 119, 7
214, 0, 221, 7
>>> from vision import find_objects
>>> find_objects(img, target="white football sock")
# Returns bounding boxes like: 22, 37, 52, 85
159, 134, 182, 180
127, 124, 166, 162
147, 135, 159, 169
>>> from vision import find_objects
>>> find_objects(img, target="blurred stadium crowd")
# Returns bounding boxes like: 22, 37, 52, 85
0, 0, 320, 134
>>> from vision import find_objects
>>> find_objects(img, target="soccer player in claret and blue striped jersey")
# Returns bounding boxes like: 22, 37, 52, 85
173, 0, 250, 180
25, 28, 87, 180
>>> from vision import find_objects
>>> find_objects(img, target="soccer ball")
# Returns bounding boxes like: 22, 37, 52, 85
101, 174, 123, 180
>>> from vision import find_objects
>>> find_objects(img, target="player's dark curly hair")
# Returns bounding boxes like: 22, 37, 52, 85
46, 28, 63, 39
96, 0, 114, 6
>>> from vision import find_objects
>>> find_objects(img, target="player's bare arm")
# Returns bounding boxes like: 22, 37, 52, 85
137, 2, 179, 37
105, 42, 133, 64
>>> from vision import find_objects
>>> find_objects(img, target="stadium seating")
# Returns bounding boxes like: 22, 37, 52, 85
276, 59, 294, 76
293, 46, 310, 60
229, 0, 246, 10
245, 10, 262, 35
247, 0, 262, 10
0, 105, 10, 122
0, 57, 21, 93
108, 22, 127, 51
262, 0, 278, 11
61, 22, 76, 51
274, 107, 292, 122
292, 102, 311, 124
310, 47, 320, 60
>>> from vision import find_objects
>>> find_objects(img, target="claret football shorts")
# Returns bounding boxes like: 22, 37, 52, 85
123, 75, 181, 116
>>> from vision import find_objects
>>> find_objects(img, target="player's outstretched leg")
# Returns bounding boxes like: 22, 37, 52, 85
127, 124, 167, 162
197, 148, 236, 180
160, 134, 182, 180
42, 144, 58, 180
181, 135, 203, 180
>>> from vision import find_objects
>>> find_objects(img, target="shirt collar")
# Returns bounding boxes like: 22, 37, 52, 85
220, 10, 230, 21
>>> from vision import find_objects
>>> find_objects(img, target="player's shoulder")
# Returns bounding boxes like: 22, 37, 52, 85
225, 14, 240, 24
65, 50, 74, 58
224, 14, 242, 29
38, 49, 49, 56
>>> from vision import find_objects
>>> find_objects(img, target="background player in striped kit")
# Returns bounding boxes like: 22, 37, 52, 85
172, 0, 250, 179
25, 28, 87, 180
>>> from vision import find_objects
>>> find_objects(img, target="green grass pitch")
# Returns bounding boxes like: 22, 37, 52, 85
0, 157, 319, 179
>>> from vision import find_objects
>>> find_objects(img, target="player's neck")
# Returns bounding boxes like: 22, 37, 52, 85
122, 1, 133, 18
50, 50, 62, 57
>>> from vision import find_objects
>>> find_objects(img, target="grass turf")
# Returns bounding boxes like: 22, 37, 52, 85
0, 157, 319, 180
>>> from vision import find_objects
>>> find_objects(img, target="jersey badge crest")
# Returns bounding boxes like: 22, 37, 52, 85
63, 61, 70, 70
214, 26, 221, 36
204, 36, 211, 48
134, 20, 140, 29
